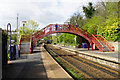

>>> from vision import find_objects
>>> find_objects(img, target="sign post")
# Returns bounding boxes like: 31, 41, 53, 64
7, 23, 11, 60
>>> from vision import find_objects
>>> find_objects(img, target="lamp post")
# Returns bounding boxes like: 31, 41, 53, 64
22, 21, 26, 35
16, 14, 19, 58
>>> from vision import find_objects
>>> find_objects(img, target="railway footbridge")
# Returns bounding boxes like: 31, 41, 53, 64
20, 24, 114, 53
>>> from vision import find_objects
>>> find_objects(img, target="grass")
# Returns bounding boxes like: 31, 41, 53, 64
8, 53, 10, 60
65, 68, 83, 80
83, 60, 86, 63
44, 46, 83, 80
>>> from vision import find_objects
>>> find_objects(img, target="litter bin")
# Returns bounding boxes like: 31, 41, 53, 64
82, 43, 88, 48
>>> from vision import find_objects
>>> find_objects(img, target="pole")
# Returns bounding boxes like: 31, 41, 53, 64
23, 23, 24, 35
16, 14, 19, 58
22, 21, 27, 35
7, 23, 11, 60
74, 35, 76, 48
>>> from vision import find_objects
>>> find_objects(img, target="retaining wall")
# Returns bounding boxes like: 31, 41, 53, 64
20, 42, 30, 54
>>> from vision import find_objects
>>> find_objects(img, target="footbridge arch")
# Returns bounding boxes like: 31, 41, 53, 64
20, 24, 114, 53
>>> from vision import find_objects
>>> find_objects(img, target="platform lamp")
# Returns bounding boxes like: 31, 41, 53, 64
22, 21, 27, 35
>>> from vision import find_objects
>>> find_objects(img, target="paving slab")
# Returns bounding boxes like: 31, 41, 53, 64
41, 46, 73, 80
54, 45, 120, 63
2, 46, 73, 80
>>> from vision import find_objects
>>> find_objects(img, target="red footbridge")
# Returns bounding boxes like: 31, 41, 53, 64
20, 24, 114, 53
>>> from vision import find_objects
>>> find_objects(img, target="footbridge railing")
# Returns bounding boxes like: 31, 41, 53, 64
20, 24, 114, 53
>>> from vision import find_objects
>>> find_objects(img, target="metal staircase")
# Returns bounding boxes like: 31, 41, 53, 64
99, 40, 109, 52
95, 35, 114, 52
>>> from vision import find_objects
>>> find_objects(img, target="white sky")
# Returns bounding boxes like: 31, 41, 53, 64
0, 0, 105, 30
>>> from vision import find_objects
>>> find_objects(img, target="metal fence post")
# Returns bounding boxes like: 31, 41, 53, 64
7, 23, 11, 60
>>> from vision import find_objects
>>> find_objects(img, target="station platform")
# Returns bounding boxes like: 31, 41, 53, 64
54, 45, 120, 63
2, 46, 73, 80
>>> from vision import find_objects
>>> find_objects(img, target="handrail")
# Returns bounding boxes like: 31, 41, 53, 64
97, 35, 114, 51
92, 34, 104, 52
98, 35, 113, 47
20, 24, 93, 43
21, 24, 114, 52
92, 34, 104, 47
78, 26, 92, 36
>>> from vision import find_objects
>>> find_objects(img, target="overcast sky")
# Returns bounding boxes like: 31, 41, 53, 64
0, 0, 104, 30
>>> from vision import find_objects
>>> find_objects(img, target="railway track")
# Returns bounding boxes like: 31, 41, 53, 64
44, 44, 119, 79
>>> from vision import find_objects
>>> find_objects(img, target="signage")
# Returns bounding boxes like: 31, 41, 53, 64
8, 32, 19, 35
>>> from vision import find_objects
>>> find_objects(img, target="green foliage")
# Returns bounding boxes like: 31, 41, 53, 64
19, 20, 39, 36
63, 2, 120, 43
96, 2, 119, 41
83, 2, 95, 19
69, 13, 84, 27
42, 37, 47, 41
52, 33, 86, 47
82, 2, 119, 41
11, 34, 17, 45
98, 18, 119, 41
76, 36, 84, 47
58, 33, 75, 46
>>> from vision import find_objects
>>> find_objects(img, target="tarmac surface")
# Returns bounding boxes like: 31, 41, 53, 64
2, 46, 72, 80
2, 44, 119, 80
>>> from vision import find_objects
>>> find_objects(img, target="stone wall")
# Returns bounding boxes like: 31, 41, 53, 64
20, 42, 30, 54
109, 41, 119, 53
